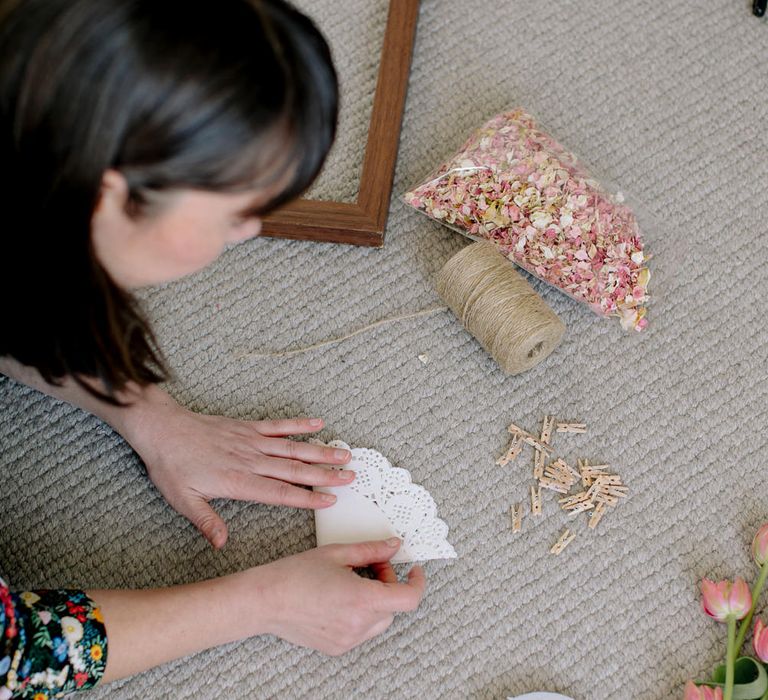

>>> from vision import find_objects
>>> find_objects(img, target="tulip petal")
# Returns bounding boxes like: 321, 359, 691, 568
752, 524, 768, 566
754, 618, 768, 663
730, 578, 753, 620
683, 682, 724, 700
701, 579, 730, 621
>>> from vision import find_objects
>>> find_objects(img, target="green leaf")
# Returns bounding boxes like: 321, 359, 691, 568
761, 664, 768, 700
710, 657, 768, 699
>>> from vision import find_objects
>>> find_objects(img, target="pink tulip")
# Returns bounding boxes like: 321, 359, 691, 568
754, 618, 768, 662
684, 681, 723, 700
752, 524, 768, 566
701, 578, 752, 622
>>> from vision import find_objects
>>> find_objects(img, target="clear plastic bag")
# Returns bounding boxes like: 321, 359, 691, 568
404, 110, 651, 331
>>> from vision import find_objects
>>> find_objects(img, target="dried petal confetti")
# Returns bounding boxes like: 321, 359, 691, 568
405, 110, 651, 331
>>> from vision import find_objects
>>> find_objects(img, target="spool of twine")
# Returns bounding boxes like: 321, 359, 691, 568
436, 241, 565, 375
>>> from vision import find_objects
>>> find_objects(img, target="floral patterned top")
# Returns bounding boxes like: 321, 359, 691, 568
0, 576, 107, 698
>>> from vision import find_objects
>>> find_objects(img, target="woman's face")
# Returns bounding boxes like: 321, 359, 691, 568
91, 170, 268, 288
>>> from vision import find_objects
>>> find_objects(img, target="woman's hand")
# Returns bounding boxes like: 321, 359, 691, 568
240, 539, 427, 655
89, 539, 426, 683
0, 359, 358, 550
119, 386, 355, 548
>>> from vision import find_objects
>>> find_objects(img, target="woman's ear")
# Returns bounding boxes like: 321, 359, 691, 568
91, 169, 136, 276
93, 169, 130, 215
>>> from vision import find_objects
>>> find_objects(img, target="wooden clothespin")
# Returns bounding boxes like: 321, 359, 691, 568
540, 415, 555, 445
496, 433, 523, 466
550, 529, 576, 555
510, 503, 523, 533
530, 485, 542, 515
588, 502, 607, 529
507, 422, 553, 454
556, 422, 587, 434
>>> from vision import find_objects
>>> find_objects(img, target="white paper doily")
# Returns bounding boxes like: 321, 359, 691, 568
313, 441, 457, 563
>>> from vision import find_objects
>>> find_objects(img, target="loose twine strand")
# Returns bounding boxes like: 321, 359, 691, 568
233, 305, 449, 360
233, 242, 564, 374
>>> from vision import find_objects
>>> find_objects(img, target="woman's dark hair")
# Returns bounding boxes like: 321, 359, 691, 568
0, 0, 338, 402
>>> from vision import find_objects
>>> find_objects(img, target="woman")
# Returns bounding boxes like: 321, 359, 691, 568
0, 0, 426, 696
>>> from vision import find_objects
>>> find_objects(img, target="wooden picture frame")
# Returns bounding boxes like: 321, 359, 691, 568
262, 0, 421, 248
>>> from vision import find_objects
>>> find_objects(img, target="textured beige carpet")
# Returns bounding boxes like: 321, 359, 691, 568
2, 1, 768, 698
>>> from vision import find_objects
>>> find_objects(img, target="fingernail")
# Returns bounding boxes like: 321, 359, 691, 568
386, 537, 401, 547
334, 449, 350, 461
310, 418, 323, 427
320, 494, 337, 504
339, 470, 355, 481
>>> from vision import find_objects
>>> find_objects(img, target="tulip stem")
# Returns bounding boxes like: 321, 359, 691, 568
726, 616, 736, 700
735, 561, 768, 652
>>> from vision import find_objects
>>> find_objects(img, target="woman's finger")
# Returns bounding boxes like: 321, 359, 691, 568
249, 417, 326, 437
365, 565, 427, 613
226, 472, 338, 509
329, 539, 402, 568
369, 561, 398, 584
176, 495, 229, 550
257, 436, 351, 465
248, 455, 355, 487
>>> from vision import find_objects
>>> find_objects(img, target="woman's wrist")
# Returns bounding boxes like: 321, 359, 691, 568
107, 382, 179, 452
221, 566, 277, 640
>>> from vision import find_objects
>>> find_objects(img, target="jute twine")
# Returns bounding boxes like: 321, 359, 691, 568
436, 241, 565, 375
